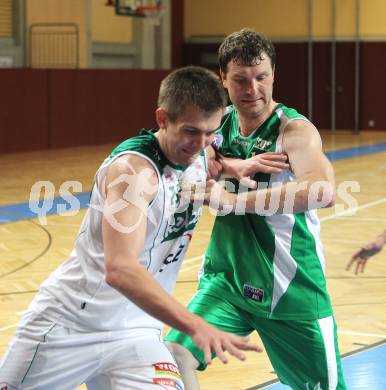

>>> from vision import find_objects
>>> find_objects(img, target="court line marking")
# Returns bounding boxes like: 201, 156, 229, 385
320, 197, 386, 222
256, 339, 386, 389
2, 179, 385, 331
338, 330, 386, 338
320, 238, 375, 244
180, 196, 386, 273
334, 216, 386, 222
181, 255, 202, 265
0, 323, 17, 332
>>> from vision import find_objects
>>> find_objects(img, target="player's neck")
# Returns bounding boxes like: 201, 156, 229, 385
155, 130, 176, 165
238, 100, 277, 137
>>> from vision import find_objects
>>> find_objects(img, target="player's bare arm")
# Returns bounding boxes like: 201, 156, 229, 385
199, 120, 335, 214
103, 154, 262, 364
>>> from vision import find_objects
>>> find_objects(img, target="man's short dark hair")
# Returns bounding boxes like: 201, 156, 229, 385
218, 28, 276, 73
158, 66, 227, 122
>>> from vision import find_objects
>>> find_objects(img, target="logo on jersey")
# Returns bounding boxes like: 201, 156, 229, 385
153, 362, 181, 377
162, 178, 201, 243
232, 138, 250, 148
211, 133, 223, 150
162, 202, 201, 242
159, 234, 192, 272
243, 284, 264, 302
252, 137, 273, 152
152, 362, 183, 389
153, 378, 176, 387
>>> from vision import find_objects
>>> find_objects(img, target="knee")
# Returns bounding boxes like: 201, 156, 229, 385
165, 341, 199, 371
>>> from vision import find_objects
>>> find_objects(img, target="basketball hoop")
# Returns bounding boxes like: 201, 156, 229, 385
113, 0, 163, 19
136, 4, 163, 18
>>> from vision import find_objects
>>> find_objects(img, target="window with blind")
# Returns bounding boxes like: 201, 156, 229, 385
0, 0, 12, 38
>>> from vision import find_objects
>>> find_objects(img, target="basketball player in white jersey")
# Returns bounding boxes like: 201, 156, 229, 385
0, 66, 261, 390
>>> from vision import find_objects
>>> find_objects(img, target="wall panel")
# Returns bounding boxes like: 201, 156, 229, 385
49, 69, 168, 148
361, 42, 386, 130
0, 69, 169, 153
0, 70, 49, 153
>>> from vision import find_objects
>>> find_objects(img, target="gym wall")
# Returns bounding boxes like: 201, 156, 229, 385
183, 0, 386, 131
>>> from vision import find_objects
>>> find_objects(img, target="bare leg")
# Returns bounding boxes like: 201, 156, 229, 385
165, 341, 201, 390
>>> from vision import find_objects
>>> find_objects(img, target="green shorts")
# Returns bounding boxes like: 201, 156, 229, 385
165, 292, 346, 390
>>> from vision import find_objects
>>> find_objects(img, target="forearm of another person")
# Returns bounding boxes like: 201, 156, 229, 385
207, 121, 335, 214
206, 145, 289, 186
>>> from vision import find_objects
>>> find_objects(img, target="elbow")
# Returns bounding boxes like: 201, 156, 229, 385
104, 256, 138, 292
323, 181, 336, 208
105, 266, 120, 289
325, 195, 335, 208
104, 259, 126, 290
308, 179, 335, 210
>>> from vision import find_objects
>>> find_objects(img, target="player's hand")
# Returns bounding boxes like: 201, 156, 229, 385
207, 158, 223, 180
191, 317, 263, 365
346, 236, 385, 274
222, 152, 289, 188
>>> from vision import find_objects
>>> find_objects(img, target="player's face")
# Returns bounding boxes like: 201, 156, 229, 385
221, 55, 275, 119
158, 104, 223, 166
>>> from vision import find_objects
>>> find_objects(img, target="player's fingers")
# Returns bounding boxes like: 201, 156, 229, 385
347, 250, 363, 270
208, 160, 222, 180
203, 344, 212, 366
360, 259, 368, 273
239, 177, 257, 189
354, 258, 365, 275
241, 342, 263, 352
230, 335, 263, 352
354, 260, 360, 274
261, 166, 285, 174
260, 161, 289, 172
257, 152, 288, 160
346, 257, 356, 270
260, 159, 289, 167
213, 341, 228, 364
224, 341, 246, 361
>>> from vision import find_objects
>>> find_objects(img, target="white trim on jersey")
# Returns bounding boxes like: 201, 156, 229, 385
266, 213, 298, 316
318, 315, 339, 389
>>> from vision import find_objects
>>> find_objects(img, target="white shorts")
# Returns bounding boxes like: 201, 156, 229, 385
0, 311, 184, 390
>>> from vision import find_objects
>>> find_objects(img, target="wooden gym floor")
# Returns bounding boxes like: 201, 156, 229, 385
0, 130, 385, 389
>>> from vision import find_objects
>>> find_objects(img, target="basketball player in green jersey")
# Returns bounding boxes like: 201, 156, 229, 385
166, 30, 347, 389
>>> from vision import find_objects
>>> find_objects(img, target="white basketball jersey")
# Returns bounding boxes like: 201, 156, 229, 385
29, 130, 207, 332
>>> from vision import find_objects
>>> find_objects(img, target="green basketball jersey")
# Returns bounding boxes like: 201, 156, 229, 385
199, 104, 333, 320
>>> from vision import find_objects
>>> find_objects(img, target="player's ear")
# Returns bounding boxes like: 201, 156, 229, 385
156, 108, 168, 129
220, 70, 227, 88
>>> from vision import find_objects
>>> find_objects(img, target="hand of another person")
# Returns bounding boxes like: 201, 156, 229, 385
207, 158, 223, 180
346, 234, 385, 274
191, 317, 263, 365
222, 152, 289, 188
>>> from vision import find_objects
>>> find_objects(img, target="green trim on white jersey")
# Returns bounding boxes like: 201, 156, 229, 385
29, 129, 208, 332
